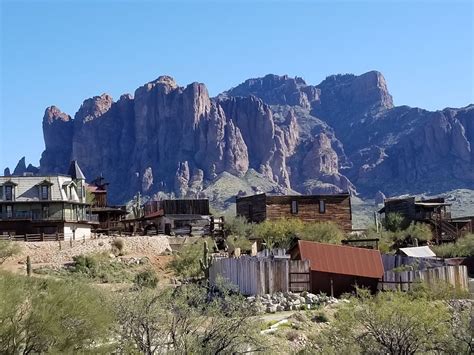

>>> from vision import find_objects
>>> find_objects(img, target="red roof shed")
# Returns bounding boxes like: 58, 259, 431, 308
290, 241, 384, 296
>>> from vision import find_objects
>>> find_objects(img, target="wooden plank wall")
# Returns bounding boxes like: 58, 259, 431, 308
236, 194, 267, 223
265, 195, 352, 232
379, 265, 469, 291
381, 254, 445, 271
209, 256, 310, 295
384, 197, 416, 219
162, 199, 210, 215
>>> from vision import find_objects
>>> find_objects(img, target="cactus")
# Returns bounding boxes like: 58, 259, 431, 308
26, 256, 32, 277
199, 241, 213, 280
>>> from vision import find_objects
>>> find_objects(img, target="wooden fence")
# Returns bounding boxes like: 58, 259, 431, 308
209, 256, 310, 295
379, 265, 469, 291
0, 233, 65, 242
381, 254, 445, 271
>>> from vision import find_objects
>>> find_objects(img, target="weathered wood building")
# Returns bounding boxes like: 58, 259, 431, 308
236, 193, 352, 232
87, 176, 127, 233
141, 199, 211, 235
378, 196, 473, 242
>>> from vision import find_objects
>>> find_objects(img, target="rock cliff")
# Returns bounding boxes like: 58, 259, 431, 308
13, 71, 469, 205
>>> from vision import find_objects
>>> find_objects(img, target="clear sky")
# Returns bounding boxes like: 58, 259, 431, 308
1, 0, 473, 171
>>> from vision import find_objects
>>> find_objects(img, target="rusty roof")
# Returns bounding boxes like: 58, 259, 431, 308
295, 240, 384, 279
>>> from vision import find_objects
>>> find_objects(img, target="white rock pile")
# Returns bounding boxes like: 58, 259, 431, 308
247, 291, 340, 313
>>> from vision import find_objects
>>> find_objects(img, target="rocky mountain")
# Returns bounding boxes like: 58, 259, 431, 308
7, 71, 473, 206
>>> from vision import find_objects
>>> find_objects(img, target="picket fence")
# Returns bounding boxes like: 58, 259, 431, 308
209, 256, 310, 295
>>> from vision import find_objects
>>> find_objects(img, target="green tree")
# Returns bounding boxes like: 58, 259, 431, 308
0, 272, 114, 353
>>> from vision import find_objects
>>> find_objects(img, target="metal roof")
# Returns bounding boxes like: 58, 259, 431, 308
399, 246, 436, 258
414, 202, 451, 207
294, 240, 384, 279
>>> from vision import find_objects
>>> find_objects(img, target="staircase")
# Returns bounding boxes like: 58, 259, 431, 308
429, 219, 460, 242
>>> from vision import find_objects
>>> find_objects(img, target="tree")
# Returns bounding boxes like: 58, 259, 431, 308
115, 282, 267, 354
0, 241, 20, 265
0, 272, 114, 353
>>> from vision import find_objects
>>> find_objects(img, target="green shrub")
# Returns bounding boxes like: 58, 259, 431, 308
0, 241, 20, 264
134, 269, 159, 288
300, 221, 344, 244
169, 239, 213, 278
384, 212, 407, 232
226, 235, 253, 252
312, 311, 329, 323
432, 234, 474, 258
111, 238, 125, 255
224, 216, 254, 238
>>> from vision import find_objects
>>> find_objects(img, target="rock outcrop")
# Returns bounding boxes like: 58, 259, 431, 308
32, 71, 473, 205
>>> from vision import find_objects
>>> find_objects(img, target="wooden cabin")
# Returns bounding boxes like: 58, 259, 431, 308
379, 196, 473, 242
142, 199, 211, 236
236, 193, 352, 232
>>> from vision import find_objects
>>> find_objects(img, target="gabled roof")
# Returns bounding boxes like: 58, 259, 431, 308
293, 240, 384, 279
68, 160, 86, 180
399, 246, 436, 258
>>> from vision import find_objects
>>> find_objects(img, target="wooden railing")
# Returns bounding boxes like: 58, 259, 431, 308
0, 233, 65, 242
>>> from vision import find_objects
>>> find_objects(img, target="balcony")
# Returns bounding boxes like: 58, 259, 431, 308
0, 211, 99, 223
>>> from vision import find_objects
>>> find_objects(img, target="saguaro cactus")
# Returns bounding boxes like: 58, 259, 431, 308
26, 256, 32, 277
199, 240, 213, 280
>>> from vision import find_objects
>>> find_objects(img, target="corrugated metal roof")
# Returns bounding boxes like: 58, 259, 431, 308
296, 241, 384, 279
399, 246, 436, 258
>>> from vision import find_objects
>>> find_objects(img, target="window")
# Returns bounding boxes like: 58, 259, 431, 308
42, 205, 49, 219
291, 200, 298, 214
5, 186, 13, 201
6, 205, 13, 218
41, 185, 49, 200
319, 200, 326, 214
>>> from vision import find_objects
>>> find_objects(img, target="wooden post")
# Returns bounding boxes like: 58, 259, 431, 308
56, 233, 59, 241
26, 256, 32, 276
41, 233, 44, 242
330, 278, 334, 298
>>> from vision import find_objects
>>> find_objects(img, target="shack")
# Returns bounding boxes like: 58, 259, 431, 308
379, 196, 472, 241
289, 240, 384, 297
142, 199, 211, 235
236, 193, 352, 232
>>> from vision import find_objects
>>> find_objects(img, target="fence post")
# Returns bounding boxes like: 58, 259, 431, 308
41, 233, 44, 242
56, 233, 59, 241
24, 234, 27, 242
26, 256, 32, 276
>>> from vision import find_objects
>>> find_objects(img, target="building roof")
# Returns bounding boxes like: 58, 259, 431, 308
0, 175, 83, 203
399, 246, 436, 258
293, 240, 384, 279
68, 160, 86, 180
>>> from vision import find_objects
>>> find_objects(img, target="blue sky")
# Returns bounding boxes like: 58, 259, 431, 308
1, 0, 473, 171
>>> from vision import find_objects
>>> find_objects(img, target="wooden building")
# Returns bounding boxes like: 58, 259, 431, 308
0, 161, 97, 239
236, 193, 352, 232
379, 196, 473, 242
289, 240, 384, 297
87, 176, 127, 233
141, 199, 211, 235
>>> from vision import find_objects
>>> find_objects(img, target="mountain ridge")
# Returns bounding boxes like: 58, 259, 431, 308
6, 71, 473, 207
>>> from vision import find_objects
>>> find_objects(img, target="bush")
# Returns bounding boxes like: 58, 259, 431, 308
226, 235, 253, 252
300, 221, 344, 244
0, 272, 114, 353
432, 234, 474, 258
384, 212, 407, 232
0, 241, 20, 264
312, 311, 329, 323
111, 238, 125, 255
224, 216, 254, 238
134, 269, 159, 289
169, 239, 214, 278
